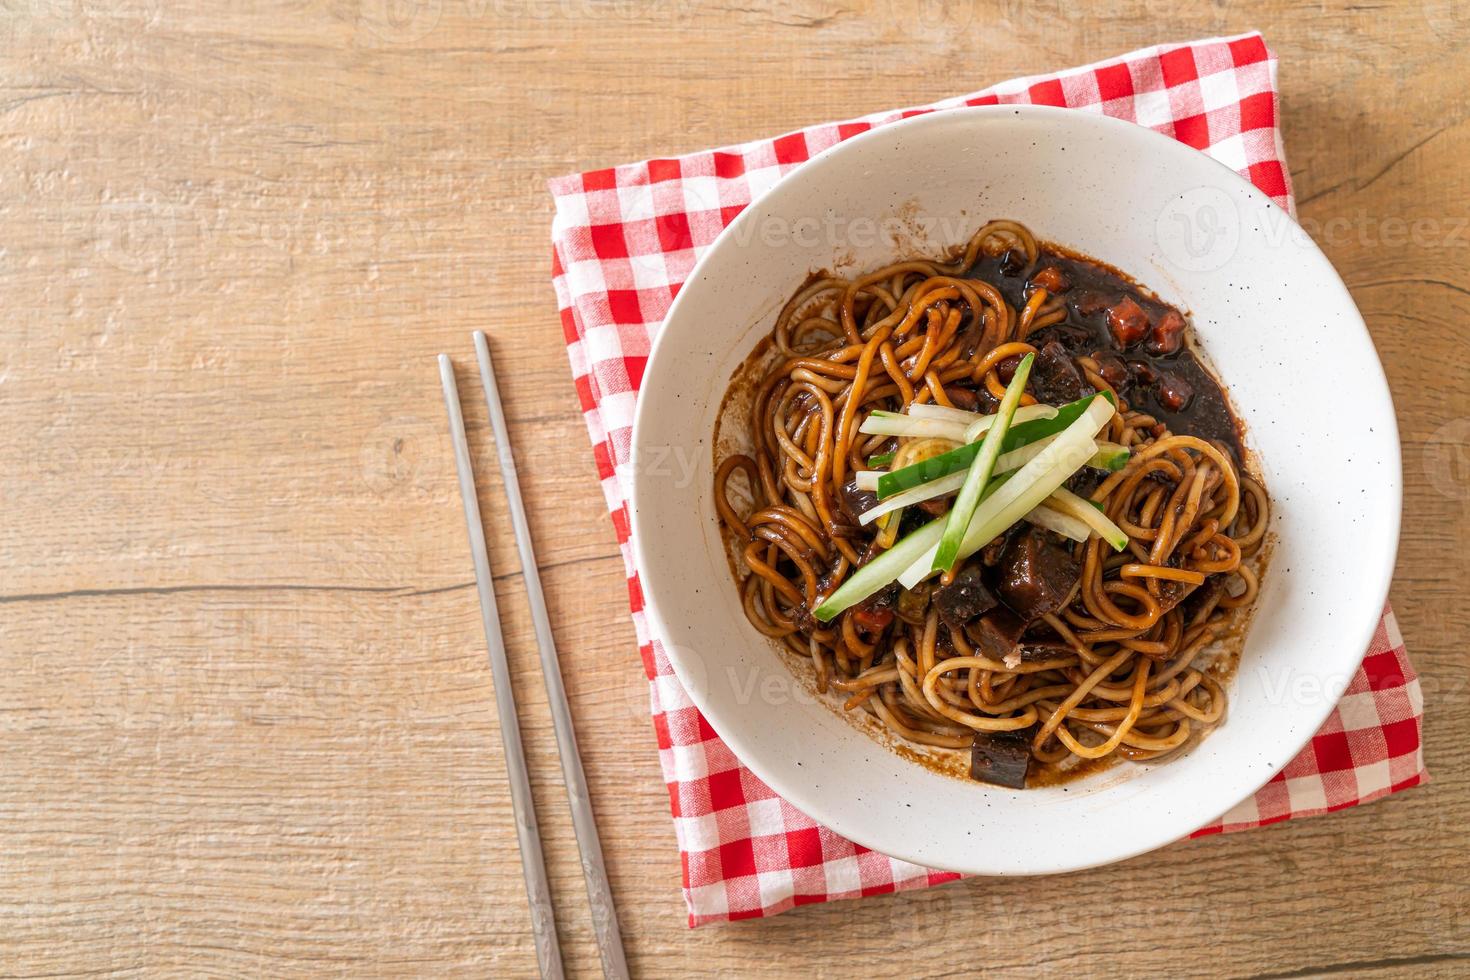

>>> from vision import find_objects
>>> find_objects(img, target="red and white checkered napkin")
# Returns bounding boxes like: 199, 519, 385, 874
548, 32, 1427, 926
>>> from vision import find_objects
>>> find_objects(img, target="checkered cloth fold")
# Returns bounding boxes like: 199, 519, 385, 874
547, 32, 1426, 926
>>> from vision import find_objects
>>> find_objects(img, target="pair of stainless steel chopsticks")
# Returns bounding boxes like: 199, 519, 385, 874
439, 332, 629, 980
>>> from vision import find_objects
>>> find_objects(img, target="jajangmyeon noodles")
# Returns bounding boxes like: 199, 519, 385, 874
713, 220, 1269, 788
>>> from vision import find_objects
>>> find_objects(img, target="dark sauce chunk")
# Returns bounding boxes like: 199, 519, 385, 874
995, 528, 1081, 623
1105, 296, 1151, 346
853, 583, 898, 638
1148, 309, 1188, 356
933, 564, 998, 634
1031, 340, 1093, 404
970, 727, 1034, 789
894, 583, 934, 625
838, 477, 878, 524
963, 607, 1027, 660
1155, 369, 1195, 412
1029, 265, 1070, 294
965, 245, 1245, 458
1092, 350, 1130, 390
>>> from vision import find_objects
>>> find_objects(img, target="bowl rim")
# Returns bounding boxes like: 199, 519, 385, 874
629, 103, 1402, 875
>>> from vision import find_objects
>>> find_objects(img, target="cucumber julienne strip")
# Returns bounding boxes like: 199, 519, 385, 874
858, 453, 1021, 525
858, 470, 966, 525
933, 354, 1034, 573
1047, 486, 1129, 551
962, 401, 1057, 436
1027, 503, 1091, 542
857, 415, 970, 442
874, 508, 900, 548
812, 472, 1016, 622
1003, 388, 1116, 443
812, 477, 1115, 624
994, 434, 1059, 475
905, 403, 987, 424
861, 439, 1126, 496
1091, 442, 1131, 472
995, 438, 1130, 478
858, 403, 1056, 444
812, 397, 1121, 622
898, 395, 1115, 588
876, 390, 1116, 498
811, 517, 945, 622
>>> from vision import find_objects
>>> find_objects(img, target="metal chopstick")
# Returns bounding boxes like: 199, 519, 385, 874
473, 331, 630, 980
438, 354, 565, 980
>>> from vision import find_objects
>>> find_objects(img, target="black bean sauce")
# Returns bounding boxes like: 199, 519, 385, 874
968, 247, 1244, 460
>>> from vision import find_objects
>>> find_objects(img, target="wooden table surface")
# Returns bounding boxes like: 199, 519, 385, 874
3, 1, 1467, 976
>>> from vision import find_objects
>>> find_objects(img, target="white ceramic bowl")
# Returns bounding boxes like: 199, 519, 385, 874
630, 105, 1400, 875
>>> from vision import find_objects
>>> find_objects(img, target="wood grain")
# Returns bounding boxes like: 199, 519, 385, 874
1, 1, 1467, 976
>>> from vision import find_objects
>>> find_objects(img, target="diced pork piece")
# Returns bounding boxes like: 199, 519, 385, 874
933, 564, 998, 634
1031, 340, 1092, 404
1105, 295, 1150, 346
970, 728, 1034, 788
963, 607, 1027, 660
996, 528, 1081, 622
